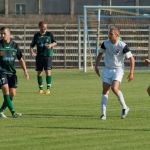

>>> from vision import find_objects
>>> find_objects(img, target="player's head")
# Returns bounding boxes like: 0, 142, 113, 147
108, 26, 120, 43
0, 27, 11, 42
38, 21, 47, 34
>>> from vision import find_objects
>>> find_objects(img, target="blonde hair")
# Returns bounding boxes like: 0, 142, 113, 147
109, 26, 120, 36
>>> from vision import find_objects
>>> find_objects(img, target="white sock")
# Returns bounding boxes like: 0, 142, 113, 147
101, 94, 108, 116
117, 90, 128, 109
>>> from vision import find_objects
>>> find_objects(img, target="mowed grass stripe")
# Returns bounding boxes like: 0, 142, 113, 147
0, 69, 149, 150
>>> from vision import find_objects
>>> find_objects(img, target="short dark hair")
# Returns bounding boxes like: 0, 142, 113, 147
38, 21, 47, 27
0, 27, 11, 33
0, 26, 5, 31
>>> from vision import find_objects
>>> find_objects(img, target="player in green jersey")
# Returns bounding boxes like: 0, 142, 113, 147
30, 21, 57, 95
0, 27, 29, 118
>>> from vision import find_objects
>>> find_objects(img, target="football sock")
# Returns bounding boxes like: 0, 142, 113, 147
46, 75, 52, 89
117, 90, 127, 109
37, 76, 43, 90
3, 95, 15, 114
101, 94, 108, 116
0, 97, 13, 111
0, 100, 8, 111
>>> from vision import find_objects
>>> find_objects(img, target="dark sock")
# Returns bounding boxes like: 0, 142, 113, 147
4, 95, 15, 114
0, 100, 7, 111
37, 76, 43, 90
46, 75, 52, 89
0, 97, 13, 111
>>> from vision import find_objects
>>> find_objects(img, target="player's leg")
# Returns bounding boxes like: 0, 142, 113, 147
0, 95, 7, 118
44, 56, 52, 95
100, 67, 111, 120
9, 88, 22, 118
147, 85, 150, 96
9, 75, 22, 117
111, 80, 128, 109
0, 76, 9, 118
111, 68, 129, 119
100, 82, 111, 120
0, 84, 15, 117
1, 75, 17, 110
0, 75, 21, 118
9, 88, 16, 100
0, 88, 16, 111
37, 71, 44, 94
36, 57, 44, 94
45, 69, 51, 95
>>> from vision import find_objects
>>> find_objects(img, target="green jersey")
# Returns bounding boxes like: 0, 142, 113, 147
0, 39, 22, 75
30, 31, 56, 57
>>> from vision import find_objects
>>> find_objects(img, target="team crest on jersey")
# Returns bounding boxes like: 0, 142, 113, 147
114, 48, 121, 55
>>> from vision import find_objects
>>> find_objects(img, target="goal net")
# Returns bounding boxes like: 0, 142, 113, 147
78, 6, 150, 72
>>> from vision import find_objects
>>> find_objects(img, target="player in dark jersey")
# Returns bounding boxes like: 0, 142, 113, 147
0, 27, 29, 118
30, 21, 57, 95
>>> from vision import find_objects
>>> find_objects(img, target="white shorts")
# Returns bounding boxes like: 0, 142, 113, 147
101, 67, 124, 85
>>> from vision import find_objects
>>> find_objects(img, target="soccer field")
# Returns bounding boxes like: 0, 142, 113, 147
0, 69, 150, 150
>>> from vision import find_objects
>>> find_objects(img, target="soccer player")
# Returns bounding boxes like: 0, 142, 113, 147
145, 58, 150, 96
95, 26, 135, 120
30, 21, 57, 95
0, 27, 29, 118
145, 59, 150, 64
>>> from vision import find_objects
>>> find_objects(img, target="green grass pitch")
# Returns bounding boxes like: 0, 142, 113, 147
0, 69, 150, 150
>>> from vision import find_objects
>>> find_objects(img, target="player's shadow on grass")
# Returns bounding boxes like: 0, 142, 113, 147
24, 113, 148, 119
38, 126, 150, 132
7, 125, 150, 132
24, 113, 98, 119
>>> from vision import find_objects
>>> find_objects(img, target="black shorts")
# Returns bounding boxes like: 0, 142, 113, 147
0, 74, 18, 88
36, 56, 52, 71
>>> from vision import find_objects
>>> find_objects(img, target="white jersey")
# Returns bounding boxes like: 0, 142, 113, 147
100, 39, 133, 69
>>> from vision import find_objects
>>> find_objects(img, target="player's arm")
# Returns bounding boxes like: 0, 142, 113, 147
95, 42, 105, 77
95, 52, 103, 77
123, 45, 135, 81
147, 85, 150, 96
30, 34, 37, 57
128, 56, 135, 81
145, 59, 150, 64
19, 58, 29, 80
30, 47, 36, 57
46, 32, 57, 48
16, 44, 29, 80
47, 42, 57, 48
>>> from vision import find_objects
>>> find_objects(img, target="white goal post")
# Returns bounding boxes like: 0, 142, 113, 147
81, 5, 150, 72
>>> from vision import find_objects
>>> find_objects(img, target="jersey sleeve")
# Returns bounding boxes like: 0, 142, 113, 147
30, 33, 37, 48
15, 43, 23, 60
49, 32, 56, 43
99, 42, 106, 53
123, 45, 133, 59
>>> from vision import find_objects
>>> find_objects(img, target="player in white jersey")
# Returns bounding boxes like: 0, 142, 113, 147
95, 26, 135, 120
145, 59, 150, 64
145, 59, 150, 96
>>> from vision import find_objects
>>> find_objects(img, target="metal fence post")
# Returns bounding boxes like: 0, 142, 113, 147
64, 24, 67, 68
78, 16, 82, 70
148, 25, 150, 60
23, 24, 26, 61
